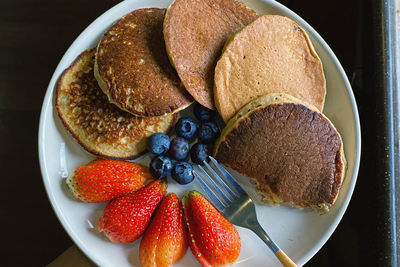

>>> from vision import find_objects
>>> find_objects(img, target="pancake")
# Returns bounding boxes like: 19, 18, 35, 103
94, 8, 193, 117
214, 93, 345, 213
164, 0, 258, 110
214, 15, 326, 122
55, 49, 178, 160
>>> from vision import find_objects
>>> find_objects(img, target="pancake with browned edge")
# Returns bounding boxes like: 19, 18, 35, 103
95, 8, 193, 117
164, 0, 258, 110
56, 49, 178, 160
214, 93, 345, 213
214, 15, 326, 122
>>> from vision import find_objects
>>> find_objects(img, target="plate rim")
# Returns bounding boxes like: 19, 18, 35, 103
38, 0, 361, 266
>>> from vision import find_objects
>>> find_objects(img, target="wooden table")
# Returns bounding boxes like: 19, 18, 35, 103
2, 0, 395, 266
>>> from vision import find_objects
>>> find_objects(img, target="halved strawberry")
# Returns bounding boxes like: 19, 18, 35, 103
66, 158, 152, 203
182, 191, 241, 267
139, 193, 188, 267
98, 179, 167, 243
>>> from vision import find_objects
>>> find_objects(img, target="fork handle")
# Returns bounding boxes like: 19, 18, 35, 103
252, 223, 298, 267
275, 250, 298, 267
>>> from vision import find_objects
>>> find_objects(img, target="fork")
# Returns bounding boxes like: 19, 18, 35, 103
193, 156, 298, 267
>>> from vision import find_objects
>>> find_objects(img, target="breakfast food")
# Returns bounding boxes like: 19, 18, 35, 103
147, 133, 171, 155
164, 0, 258, 109
98, 180, 167, 243
150, 155, 173, 179
214, 15, 326, 122
183, 191, 241, 266
190, 143, 210, 165
193, 103, 216, 122
171, 162, 194, 184
169, 137, 190, 160
94, 8, 193, 117
214, 93, 345, 213
175, 117, 198, 139
66, 158, 151, 203
55, 1, 348, 265
55, 49, 178, 160
146, 114, 220, 182
197, 122, 220, 144
139, 193, 188, 267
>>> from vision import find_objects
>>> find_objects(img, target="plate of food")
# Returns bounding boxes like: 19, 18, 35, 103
38, 0, 361, 266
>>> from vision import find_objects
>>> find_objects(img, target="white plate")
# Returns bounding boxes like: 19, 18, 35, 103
38, 0, 361, 266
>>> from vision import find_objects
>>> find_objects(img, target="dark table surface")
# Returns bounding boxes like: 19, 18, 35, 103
1, 0, 395, 266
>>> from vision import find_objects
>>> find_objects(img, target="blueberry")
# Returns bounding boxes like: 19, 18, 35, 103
150, 155, 172, 179
172, 162, 194, 184
197, 122, 220, 144
190, 143, 210, 164
147, 133, 170, 155
169, 137, 190, 160
175, 117, 198, 139
194, 102, 216, 122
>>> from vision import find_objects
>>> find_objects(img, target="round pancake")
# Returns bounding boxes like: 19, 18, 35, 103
214, 93, 345, 213
95, 8, 193, 117
164, 0, 258, 110
56, 49, 178, 160
214, 15, 326, 122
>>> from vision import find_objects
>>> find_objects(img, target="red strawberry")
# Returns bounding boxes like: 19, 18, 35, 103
66, 158, 152, 203
98, 179, 167, 243
182, 191, 241, 267
139, 193, 188, 267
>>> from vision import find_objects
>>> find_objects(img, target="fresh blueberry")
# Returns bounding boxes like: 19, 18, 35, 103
194, 102, 216, 122
172, 162, 194, 184
147, 133, 170, 155
190, 143, 210, 164
150, 155, 172, 179
197, 122, 220, 144
169, 137, 190, 160
175, 117, 198, 139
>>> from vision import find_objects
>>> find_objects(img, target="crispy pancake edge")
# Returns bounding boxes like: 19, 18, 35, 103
55, 49, 179, 160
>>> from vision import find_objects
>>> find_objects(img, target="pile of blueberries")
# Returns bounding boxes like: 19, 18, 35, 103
146, 103, 220, 185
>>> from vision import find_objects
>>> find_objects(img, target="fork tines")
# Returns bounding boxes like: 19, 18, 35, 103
193, 156, 247, 211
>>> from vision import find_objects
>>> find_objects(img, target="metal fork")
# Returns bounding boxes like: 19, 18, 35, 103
194, 156, 298, 267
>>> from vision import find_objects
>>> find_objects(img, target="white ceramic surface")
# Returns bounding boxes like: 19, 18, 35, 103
38, 0, 361, 266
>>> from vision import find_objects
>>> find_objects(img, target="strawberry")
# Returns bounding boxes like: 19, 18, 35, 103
66, 158, 152, 203
98, 179, 167, 243
139, 193, 188, 267
182, 191, 241, 267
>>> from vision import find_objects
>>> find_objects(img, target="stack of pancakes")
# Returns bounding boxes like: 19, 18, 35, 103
55, 48, 179, 160
164, 0, 258, 109
56, 1, 259, 159
210, 14, 346, 212
56, 8, 192, 159
56, 0, 345, 212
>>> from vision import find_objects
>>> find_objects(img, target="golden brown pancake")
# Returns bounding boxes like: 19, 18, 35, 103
214, 93, 345, 213
95, 8, 193, 117
55, 49, 178, 160
214, 15, 326, 122
164, 0, 258, 110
